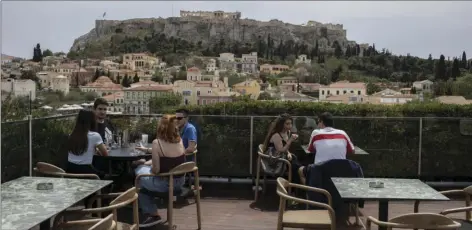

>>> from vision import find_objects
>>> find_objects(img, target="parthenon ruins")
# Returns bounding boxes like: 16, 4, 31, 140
180, 10, 241, 20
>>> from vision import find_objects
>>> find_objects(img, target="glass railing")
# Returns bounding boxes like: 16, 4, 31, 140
2, 114, 471, 182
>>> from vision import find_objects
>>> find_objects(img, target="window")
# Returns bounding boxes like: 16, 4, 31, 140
197, 91, 200, 96
350, 90, 354, 93
336, 90, 339, 95
182, 91, 191, 96
343, 90, 347, 94
358, 91, 361, 95
321, 90, 325, 95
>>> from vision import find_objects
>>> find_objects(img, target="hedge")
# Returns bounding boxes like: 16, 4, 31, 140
2, 101, 471, 182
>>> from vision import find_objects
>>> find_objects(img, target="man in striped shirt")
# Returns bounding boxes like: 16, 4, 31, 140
307, 112, 355, 164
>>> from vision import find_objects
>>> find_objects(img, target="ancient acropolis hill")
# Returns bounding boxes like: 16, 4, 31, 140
180, 10, 241, 20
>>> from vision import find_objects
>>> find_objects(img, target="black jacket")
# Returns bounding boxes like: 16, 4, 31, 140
305, 159, 364, 214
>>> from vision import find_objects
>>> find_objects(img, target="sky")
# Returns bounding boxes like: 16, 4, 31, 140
2, 1, 472, 59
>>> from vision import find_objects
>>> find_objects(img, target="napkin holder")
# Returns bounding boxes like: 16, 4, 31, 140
369, 181, 384, 188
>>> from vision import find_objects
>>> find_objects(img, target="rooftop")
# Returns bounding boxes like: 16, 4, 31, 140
2, 113, 472, 230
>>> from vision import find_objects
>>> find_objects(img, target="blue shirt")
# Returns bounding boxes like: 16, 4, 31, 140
180, 122, 197, 149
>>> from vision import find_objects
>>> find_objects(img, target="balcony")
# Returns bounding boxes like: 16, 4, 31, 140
2, 114, 472, 229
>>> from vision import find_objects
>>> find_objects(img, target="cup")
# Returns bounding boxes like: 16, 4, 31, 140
141, 134, 148, 146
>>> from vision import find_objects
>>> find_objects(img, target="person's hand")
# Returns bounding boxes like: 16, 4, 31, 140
287, 153, 293, 161
135, 146, 149, 153
132, 159, 146, 166
290, 133, 299, 141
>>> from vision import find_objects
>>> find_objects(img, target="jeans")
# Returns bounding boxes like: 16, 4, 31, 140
135, 165, 185, 215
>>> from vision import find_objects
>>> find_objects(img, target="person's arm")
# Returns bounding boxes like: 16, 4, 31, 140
94, 133, 108, 156
150, 140, 161, 174
272, 134, 293, 153
184, 126, 197, 154
344, 132, 355, 155
307, 130, 318, 154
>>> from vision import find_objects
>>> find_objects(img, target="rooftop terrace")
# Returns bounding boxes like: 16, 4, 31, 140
2, 114, 472, 229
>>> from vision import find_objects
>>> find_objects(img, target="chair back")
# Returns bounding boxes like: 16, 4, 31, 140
110, 187, 138, 207
89, 214, 116, 230
34, 162, 66, 177
276, 177, 290, 198
34, 162, 100, 180
388, 213, 461, 229
167, 161, 197, 176
464, 185, 472, 195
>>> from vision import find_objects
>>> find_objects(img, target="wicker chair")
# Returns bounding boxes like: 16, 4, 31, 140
53, 213, 116, 230
135, 162, 202, 230
414, 185, 472, 220
53, 187, 139, 230
366, 213, 461, 230
255, 144, 292, 202
276, 177, 336, 230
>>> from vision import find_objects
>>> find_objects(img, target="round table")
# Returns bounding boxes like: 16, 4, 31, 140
94, 147, 152, 177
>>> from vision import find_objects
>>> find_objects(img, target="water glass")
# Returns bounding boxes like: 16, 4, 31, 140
141, 134, 148, 147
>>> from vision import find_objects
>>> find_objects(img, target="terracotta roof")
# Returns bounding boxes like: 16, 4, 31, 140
187, 67, 200, 72
83, 76, 122, 89
323, 81, 366, 89
125, 85, 173, 91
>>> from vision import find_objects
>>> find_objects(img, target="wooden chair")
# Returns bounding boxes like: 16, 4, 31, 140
366, 213, 461, 229
255, 144, 292, 202
415, 185, 472, 222
53, 187, 139, 230
53, 213, 116, 230
34, 162, 104, 218
134, 162, 202, 230
34, 162, 100, 180
184, 146, 201, 190
276, 177, 336, 230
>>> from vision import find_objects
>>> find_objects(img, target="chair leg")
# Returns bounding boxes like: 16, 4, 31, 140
195, 170, 202, 230
255, 159, 261, 202
262, 173, 267, 195
168, 178, 174, 230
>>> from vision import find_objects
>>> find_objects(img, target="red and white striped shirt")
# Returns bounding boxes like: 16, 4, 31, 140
307, 127, 354, 164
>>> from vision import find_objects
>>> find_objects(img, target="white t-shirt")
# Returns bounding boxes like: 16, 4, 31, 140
68, 131, 103, 165
307, 127, 355, 165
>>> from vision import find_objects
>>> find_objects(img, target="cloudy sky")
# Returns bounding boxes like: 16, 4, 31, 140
2, 1, 471, 59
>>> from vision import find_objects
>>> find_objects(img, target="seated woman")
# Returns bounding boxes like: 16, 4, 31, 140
134, 114, 186, 228
67, 110, 108, 177
261, 113, 305, 184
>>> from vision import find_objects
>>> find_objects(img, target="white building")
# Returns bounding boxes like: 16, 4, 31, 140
319, 81, 367, 100
295, 54, 311, 65
206, 59, 217, 72
51, 75, 70, 95
1, 79, 36, 100
413, 80, 434, 93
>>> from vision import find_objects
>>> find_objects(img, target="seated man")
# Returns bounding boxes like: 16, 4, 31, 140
307, 112, 355, 165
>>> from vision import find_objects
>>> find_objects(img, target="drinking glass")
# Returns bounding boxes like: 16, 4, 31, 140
141, 134, 148, 147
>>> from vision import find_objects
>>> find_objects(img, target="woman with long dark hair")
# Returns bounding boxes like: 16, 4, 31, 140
261, 113, 304, 184
67, 110, 108, 176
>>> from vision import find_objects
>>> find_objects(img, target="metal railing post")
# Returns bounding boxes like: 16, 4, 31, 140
28, 115, 33, 176
249, 116, 254, 175
418, 117, 423, 177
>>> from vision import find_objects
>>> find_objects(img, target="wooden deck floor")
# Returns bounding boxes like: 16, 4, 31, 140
127, 195, 472, 230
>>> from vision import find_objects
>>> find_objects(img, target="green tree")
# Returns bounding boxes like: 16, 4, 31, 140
93, 69, 100, 82
435, 55, 446, 80
366, 82, 381, 95
122, 74, 129, 87
133, 73, 140, 83
451, 58, 461, 80
257, 92, 275, 100
410, 86, 417, 94
149, 93, 183, 113
461, 51, 467, 69
42, 49, 53, 57
32, 43, 43, 62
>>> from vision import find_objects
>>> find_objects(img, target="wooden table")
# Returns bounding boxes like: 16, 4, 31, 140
301, 144, 370, 155
1, 176, 112, 230
331, 177, 449, 230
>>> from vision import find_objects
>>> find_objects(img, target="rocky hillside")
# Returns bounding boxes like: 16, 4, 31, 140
70, 17, 361, 58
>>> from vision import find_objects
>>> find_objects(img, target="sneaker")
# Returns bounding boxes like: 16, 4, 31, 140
139, 215, 164, 228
